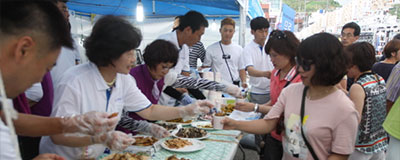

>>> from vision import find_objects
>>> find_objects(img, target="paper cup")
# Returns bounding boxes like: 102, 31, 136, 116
212, 115, 225, 129
236, 98, 246, 103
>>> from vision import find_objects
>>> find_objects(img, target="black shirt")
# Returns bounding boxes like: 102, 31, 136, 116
372, 62, 397, 82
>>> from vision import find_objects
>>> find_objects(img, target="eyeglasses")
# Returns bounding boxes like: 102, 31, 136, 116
295, 57, 313, 71
341, 33, 354, 38
269, 30, 287, 39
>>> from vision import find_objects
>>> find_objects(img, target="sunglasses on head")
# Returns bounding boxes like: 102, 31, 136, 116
295, 56, 313, 71
269, 30, 287, 39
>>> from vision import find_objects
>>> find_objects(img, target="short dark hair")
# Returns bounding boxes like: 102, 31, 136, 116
84, 15, 142, 67
250, 17, 270, 31
143, 40, 179, 69
0, 0, 73, 51
297, 33, 348, 86
265, 30, 300, 66
345, 42, 376, 72
176, 10, 208, 33
342, 22, 360, 36
394, 33, 400, 40
383, 39, 400, 59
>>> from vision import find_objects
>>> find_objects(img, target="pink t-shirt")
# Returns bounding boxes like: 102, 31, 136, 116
264, 83, 359, 160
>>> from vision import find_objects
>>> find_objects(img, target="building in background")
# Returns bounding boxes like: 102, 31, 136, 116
261, 0, 282, 29
261, 3, 270, 18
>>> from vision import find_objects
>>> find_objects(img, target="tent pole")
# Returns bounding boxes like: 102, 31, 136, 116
239, 0, 248, 47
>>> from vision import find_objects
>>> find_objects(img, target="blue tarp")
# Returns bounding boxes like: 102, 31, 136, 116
67, 0, 264, 18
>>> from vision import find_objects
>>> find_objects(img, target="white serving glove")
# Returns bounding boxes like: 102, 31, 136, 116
222, 83, 242, 98
178, 100, 214, 121
93, 131, 135, 151
61, 111, 119, 135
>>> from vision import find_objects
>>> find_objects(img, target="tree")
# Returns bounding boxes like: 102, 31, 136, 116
283, 0, 341, 13
389, 4, 400, 19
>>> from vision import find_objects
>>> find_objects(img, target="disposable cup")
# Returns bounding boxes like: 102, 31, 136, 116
236, 98, 246, 103
212, 115, 225, 129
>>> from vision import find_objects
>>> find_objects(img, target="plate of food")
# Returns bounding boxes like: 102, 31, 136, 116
161, 118, 193, 126
99, 152, 149, 160
158, 123, 178, 131
166, 155, 191, 160
161, 138, 205, 153
132, 136, 158, 146
191, 121, 215, 130
171, 128, 209, 140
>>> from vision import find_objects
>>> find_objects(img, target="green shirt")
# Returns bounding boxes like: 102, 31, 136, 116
383, 97, 400, 140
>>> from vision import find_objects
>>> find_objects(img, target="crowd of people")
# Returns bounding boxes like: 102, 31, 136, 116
1, 0, 399, 160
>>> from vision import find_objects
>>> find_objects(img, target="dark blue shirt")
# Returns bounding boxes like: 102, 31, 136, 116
372, 62, 397, 82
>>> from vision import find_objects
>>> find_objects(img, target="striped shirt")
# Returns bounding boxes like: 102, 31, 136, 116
386, 62, 400, 102
118, 71, 227, 134
189, 41, 206, 68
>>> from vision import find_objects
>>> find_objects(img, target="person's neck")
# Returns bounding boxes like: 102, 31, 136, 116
279, 64, 294, 79
280, 64, 293, 74
98, 66, 117, 85
307, 85, 337, 100
176, 30, 185, 48
220, 40, 232, 45
383, 58, 398, 64
146, 65, 157, 80
253, 39, 265, 47
354, 70, 372, 81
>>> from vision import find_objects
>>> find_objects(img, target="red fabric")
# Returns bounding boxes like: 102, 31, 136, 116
269, 68, 302, 141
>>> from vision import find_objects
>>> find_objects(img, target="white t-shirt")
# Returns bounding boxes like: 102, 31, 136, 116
50, 42, 81, 88
27, 42, 81, 102
242, 40, 274, 94
25, 82, 43, 102
0, 120, 17, 159
203, 42, 243, 84
157, 31, 190, 73
39, 62, 151, 159
157, 31, 191, 106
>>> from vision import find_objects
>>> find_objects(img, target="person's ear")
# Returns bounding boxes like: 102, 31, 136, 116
251, 30, 255, 35
391, 52, 396, 58
183, 26, 192, 34
14, 36, 35, 62
354, 35, 360, 41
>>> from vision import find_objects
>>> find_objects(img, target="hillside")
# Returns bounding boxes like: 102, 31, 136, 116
283, 0, 341, 13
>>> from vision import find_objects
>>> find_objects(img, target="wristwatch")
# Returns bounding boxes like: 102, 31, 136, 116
254, 103, 259, 113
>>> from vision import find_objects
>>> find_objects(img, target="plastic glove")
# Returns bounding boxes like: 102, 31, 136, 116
147, 123, 170, 138
222, 83, 242, 98
180, 94, 194, 105
178, 100, 214, 120
61, 111, 119, 135
93, 131, 135, 151
117, 117, 170, 138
